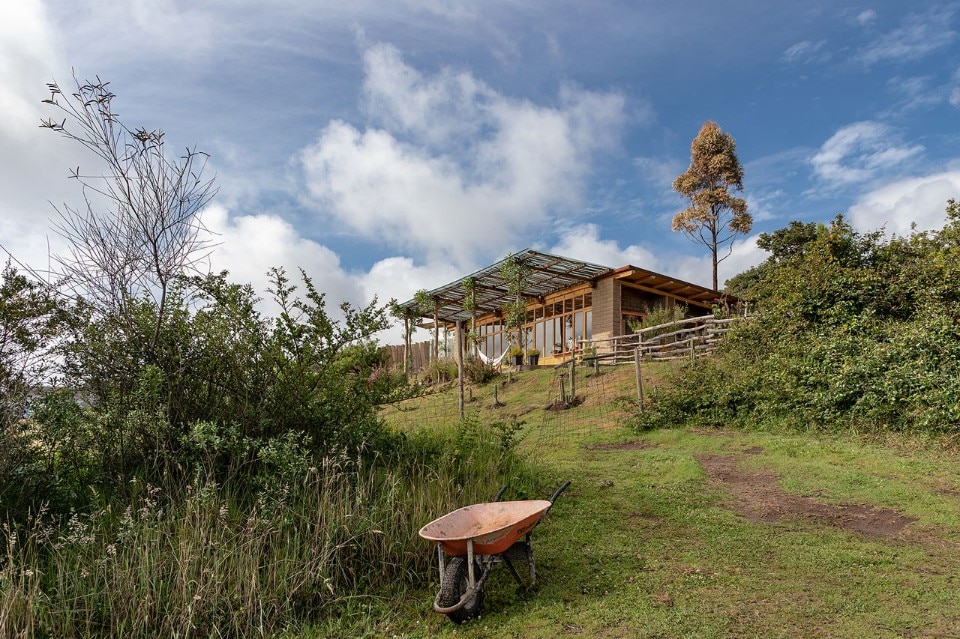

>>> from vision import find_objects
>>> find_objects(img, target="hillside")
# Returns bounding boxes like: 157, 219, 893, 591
362, 365, 960, 639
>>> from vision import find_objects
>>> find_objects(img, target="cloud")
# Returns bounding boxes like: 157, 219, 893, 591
548, 223, 765, 290
857, 9, 877, 26
847, 170, 960, 235
300, 43, 626, 270
855, 5, 957, 66
781, 40, 831, 65
198, 204, 365, 316
810, 121, 924, 187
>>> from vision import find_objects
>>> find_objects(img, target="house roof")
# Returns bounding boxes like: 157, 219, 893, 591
399, 248, 724, 323
400, 249, 612, 323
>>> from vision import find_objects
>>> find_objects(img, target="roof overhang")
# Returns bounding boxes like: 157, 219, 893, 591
399, 249, 612, 323
610, 265, 723, 308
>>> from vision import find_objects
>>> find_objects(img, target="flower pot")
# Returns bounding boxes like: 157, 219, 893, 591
526, 354, 539, 366
512, 355, 524, 366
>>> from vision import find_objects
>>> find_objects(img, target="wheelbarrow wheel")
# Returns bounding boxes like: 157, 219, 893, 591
439, 556, 484, 623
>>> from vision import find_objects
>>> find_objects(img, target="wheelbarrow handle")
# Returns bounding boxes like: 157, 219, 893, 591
548, 481, 571, 505
493, 485, 508, 502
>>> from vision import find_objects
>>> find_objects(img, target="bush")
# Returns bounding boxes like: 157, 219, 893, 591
636, 206, 960, 435
464, 356, 500, 384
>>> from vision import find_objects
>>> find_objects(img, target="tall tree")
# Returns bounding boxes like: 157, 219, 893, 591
672, 121, 751, 291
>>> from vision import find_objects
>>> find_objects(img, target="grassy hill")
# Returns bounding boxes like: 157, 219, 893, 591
340, 365, 960, 638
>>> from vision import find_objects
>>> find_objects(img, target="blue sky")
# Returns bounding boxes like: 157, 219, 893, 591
2, 1, 959, 339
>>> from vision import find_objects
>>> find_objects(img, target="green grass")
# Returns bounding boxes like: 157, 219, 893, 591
360, 366, 960, 638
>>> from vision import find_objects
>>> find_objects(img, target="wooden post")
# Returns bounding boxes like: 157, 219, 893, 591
493, 384, 499, 406
457, 320, 465, 419
559, 375, 566, 405
569, 356, 576, 403
689, 336, 695, 363
635, 347, 644, 410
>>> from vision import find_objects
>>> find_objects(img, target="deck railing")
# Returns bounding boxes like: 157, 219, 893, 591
579, 315, 749, 365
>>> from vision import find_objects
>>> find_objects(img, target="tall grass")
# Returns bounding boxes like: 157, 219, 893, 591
0, 420, 533, 638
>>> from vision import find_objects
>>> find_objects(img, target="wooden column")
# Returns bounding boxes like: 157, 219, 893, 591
457, 320, 465, 420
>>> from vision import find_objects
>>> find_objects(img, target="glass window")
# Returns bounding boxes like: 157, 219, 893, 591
574, 312, 583, 348
584, 292, 592, 308
585, 310, 593, 339
574, 295, 584, 310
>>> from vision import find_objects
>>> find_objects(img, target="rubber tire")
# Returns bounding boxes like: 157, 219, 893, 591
438, 556, 484, 624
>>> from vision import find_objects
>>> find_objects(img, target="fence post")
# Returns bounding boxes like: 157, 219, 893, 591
559, 375, 566, 405
634, 347, 644, 410
689, 336, 695, 363
569, 356, 576, 403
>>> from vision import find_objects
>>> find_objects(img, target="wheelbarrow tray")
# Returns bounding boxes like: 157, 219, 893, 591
419, 499, 552, 556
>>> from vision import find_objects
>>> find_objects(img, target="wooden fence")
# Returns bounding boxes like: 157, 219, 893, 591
581, 316, 748, 365
383, 340, 434, 372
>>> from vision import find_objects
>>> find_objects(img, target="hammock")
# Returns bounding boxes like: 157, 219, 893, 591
476, 347, 509, 367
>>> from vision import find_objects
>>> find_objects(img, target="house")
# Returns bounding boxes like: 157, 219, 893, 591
399, 249, 726, 366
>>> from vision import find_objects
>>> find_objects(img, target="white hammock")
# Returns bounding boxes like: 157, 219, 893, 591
476, 347, 509, 367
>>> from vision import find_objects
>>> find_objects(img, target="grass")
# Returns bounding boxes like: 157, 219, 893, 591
363, 365, 960, 638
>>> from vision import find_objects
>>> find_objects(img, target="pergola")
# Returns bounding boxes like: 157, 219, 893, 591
398, 249, 612, 323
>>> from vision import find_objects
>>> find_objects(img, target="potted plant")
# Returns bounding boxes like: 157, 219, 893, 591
508, 344, 524, 366
525, 348, 540, 366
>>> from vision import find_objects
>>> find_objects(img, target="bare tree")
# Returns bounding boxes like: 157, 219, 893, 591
40, 75, 217, 350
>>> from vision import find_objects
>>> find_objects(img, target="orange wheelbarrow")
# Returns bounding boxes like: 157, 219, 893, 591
418, 482, 570, 623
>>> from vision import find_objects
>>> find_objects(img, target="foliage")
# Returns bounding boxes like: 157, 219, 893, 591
463, 356, 500, 385
0, 418, 531, 638
627, 304, 687, 336
499, 254, 532, 352
636, 205, 960, 434
388, 299, 420, 375
672, 121, 751, 290
423, 357, 459, 385
413, 289, 442, 362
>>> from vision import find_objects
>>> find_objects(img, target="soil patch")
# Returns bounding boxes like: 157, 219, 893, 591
697, 453, 916, 540
585, 440, 654, 451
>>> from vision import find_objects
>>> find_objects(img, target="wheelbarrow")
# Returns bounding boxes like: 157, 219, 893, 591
418, 481, 570, 623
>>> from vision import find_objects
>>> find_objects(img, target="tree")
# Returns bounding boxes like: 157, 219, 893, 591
388, 300, 419, 375
672, 121, 751, 291
40, 75, 217, 353
413, 289, 441, 363
499, 254, 532, 354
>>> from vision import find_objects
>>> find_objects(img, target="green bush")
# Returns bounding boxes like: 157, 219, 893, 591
636, 204, 960, 435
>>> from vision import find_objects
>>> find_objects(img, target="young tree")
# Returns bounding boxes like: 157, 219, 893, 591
413, 289, 441, 362
40, 75, 217, 352
499, 254, 532, 354
672, 121, 751, 291
388, 300, 419, 375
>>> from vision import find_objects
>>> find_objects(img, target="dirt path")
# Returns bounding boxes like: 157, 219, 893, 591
697, 450, 916, 539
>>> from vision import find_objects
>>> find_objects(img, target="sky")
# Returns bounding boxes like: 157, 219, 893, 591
2, 0, 959, 342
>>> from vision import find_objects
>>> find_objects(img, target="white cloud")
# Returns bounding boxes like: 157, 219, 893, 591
549, 223, 658, 270
548, 223, 765, 291
810, 121, 924, 187
857, 9, 877, 26
301, 44, 625, 270
847, 170, 960, 236
855, 6, 957, 66
781, 40, 831, 65
199, 204, 364, 316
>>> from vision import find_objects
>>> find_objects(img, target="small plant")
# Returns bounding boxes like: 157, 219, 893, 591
464, 356, 500, 384
508, 344, 524, 357
525, 348, 540, 357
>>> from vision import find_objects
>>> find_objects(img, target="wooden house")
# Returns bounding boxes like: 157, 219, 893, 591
399, 249, 726, 366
